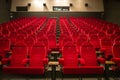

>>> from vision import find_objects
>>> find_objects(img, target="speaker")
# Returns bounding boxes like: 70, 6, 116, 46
85, 3, 88, 7
28, 3, 31, 6
70, 3, 73, 6
43, 3, 46, 6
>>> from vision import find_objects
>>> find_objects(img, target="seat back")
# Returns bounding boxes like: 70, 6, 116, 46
30, 43, 46, 67
11, 42, 28, 67
10, 32, 17, 44
0, 37, 10, 50
16, 34, 25, 42
2, 29, 10, 37
59, 34, 70, 49
80, 42, 97, 66
62, 37, 73, 49
25, 37, 35, 47
37, 37, 48, 50
100, 37, 112, 48
112, 43, 120, 58
98, 31, 106, 39
47, 34, 56, 49
89, 34, 100, 49
114, 37, 120, 44
63, 42, 78, 66
76, 36, 88, 48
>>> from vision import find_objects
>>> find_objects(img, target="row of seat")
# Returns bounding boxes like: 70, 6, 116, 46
58, 17, 120, 75
69, 17, 120, 60
0, 16, 120, 76
59, 42, 104, 74
2, 42, 48, 74
0, 17, 58, 58
0, 17, 47, 59
1, 17, 57, 74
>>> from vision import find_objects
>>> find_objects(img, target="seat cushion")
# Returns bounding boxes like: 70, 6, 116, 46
3, 66, 44, 74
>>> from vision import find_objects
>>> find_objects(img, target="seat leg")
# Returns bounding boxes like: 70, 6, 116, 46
97, 77, 102, 80
78, 76, 82, 80
61, 72, 63, 80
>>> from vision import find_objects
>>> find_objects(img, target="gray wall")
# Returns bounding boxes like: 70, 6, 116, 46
104, 0, 120, 25
0, 0, 11, 23
10, 12, 103, 19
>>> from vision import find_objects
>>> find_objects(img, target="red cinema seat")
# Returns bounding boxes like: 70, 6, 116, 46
47, 34, 57, 50
79, 42, 104, 74
89, 34, 100, 50
112, 43, 120, 68
109, 34, 118, 43
0, 37, 11, 58
58, 34, 68, 49
2, 29, 10, 37
98, 31, 106, 39
59, 42, 79, 74
25, 36, 35, 51
28, 43, 48, 74
10, 32, 17, 46
71, 31, 79, 42
37, 37, 49, 51
89, 30, 98, 37
76, 35, 88, 52
114, 37, 120, 44
16, 34, 25, 43
2, 42, 28, 74
114, 30, 120, 36
100, 37, 113, 60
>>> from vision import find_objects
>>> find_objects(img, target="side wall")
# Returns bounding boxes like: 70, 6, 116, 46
0, 0, 11, 23
11, 12, 103, 19
104, 0, 120, 25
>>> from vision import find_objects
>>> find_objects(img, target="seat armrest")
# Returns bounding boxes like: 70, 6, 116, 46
2, 57, 11, 65
59, 58, 64, 65
47, 49, 51, 54
100, 49, 105, 53
79, 58, 85, 65
97, 57, 105, 64
22, 58, 29, 66
43, 58, 48, 65
112, 58, 120, 62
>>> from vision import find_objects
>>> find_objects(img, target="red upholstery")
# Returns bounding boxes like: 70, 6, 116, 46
62, 42, 78, 57
80, 42, 97, 66
100, 37, 113, 59
47, 34, 56, 49
58, 34, 66, 47
98, 31, 106, 39
3, 42, 28, 74
37, 37, 49, 51
63, 66, 104, 74
78, 42, 104, 74
61, 37, 73, 50
0, 37, 11, 58
114, 37, 120, 44
16, 34, 25, 42
76, 36, 88, 52
10, 32, 17, 45
2, 29, 10, 37
112, 43, 120, 68
89, 34, 100, 50
25, 36, 35, 51
59, 42, 79, 74
28, 43, 48, 74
